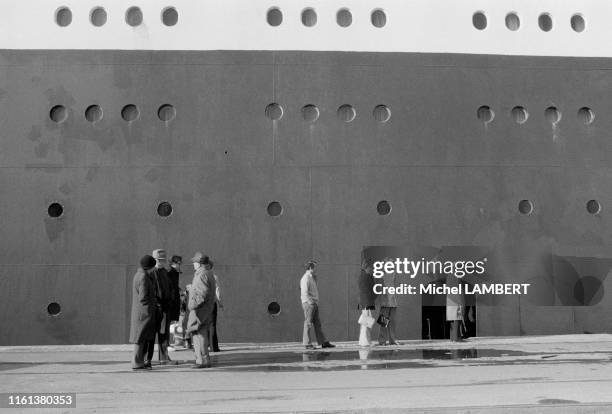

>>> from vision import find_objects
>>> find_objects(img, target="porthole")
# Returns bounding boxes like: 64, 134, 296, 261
511, 106, 528, 124
301, 8, 317, 27
157, 201, 173, 217
48, 202, 64, 218
371, 9, 386, 28
126, 6, 143, 27
302, 104, 320, 123
518, 200, 533, 215
377, 200, 391, 215
265, 103, 283, 121
505, 12, 520, 31
90, 7, 107, 27
267, 301, 281, 315
472, 12, 487, 30
571, 14, 585, 33
121, 104, 140, 122
587, 200, 601, 215
267, 7, 282, 26
50, 105, 68, 123
477, 106, 494, 123
545, 107, 561, 124
158, 104, 176, 122
47, 302, 61, 316
267, 201, 283, 217
578, 107, 594, 125
373, 105, 391, 123
538, 13, 553, 32
55, 7, 72, 27
337, 104, 356, 123
162, 7, 178, 26
85, 105, 103, 123
337, 8, 352, 27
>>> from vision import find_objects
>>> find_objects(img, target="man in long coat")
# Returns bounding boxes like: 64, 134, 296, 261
187, 252, 217, 368
129, 255, 159, 370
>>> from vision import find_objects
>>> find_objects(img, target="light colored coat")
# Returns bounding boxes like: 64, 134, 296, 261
446, 274, 464, 321
186, 267, 217, 333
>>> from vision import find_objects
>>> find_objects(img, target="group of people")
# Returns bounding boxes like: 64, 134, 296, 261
129, 250, 223, 370
298, 258, 400, 350
130, 255, 411, 370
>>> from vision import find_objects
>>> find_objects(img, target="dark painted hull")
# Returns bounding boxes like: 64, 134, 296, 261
1, 50, 611, 345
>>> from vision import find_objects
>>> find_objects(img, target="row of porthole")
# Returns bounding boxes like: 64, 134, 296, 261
46, 200, 385, 219
55, 6, 178, 27
49, 104, 176, 124
266, 103, 391, 123
46, 199, 603, 220
477, 106, 595, 125
46, 301, 283, 317
267, 7, 386, 28
267, 103, 594, 125
47, 201, 174, 218
47, 103, 597, 126
472, 11, 585, 32
519, 200, 602, 215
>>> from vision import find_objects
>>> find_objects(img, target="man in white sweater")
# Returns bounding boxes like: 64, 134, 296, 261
300, 261, 335, 349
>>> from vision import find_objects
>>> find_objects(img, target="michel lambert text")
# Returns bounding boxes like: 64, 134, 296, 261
373, 283, 531, 295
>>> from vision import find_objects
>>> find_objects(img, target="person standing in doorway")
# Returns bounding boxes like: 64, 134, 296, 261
447, 273, 465, 342
300, 261, 335, 350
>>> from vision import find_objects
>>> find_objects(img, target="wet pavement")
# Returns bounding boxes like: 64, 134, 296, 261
1, 334, 612, 412
1, 347, 531, 373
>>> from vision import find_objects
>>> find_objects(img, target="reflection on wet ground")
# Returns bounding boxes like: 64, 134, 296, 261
217, 348, 530, 372
1, 347, 607, 373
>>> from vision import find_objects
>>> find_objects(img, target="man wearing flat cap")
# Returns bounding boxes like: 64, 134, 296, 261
148, 249, 175, 365
129, 255, 159, 370
187, 252, 217, 368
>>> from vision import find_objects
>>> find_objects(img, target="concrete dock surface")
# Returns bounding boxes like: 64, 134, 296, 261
2, 334, 612, 413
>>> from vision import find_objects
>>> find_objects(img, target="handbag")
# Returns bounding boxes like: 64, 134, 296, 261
376, 314, 390, 327
358, 310, 375, 328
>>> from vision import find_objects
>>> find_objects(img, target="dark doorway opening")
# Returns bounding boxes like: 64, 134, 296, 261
421, 280, 477, 340
422, 306, 448, 339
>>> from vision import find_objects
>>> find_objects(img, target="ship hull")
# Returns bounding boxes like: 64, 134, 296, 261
1, 50, 611, 345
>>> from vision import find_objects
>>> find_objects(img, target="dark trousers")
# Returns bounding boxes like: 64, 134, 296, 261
133, 341, 153, 368
209, 303, 220, 352
147, 314, 171, 362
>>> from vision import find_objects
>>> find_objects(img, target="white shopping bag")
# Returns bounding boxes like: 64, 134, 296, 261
358, 310, 375, 328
